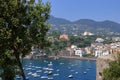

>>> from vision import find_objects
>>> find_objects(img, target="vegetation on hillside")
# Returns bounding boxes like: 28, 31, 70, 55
45, 32, 112, 56
103, 53, 120, 80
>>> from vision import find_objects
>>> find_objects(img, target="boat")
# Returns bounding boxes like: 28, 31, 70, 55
35, 66, 41, 69
36, 70, 42, 73
56, 69, 60, 72
25, 67, 32, 70
48, 62, 53, 66
27, 72, 32, 75
53, 73, 59, 76
16, 76, 22, 79
60, 62, 64, 65
47, 71, 53, 75
75, 72, 78, 74
41, 76, 48, 79
48, 77, 54, 80
83, 71, 87, 74
31, 73, 40, 77
68, 74, 73, 78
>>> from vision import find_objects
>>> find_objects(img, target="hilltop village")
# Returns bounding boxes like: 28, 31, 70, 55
25, 31, 120, 59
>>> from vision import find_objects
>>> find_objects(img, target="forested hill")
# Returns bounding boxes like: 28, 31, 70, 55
48, 16, 120, 35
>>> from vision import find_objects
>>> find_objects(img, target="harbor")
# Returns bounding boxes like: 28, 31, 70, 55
15, 58, 96, 80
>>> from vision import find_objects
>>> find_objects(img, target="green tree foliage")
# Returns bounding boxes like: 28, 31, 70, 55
103, 53, 120, 80
28, 0, 51, 49
69, 35, 96, 47
0, 0, 50, 80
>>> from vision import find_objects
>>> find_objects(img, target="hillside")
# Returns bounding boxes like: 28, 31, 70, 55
48, 16, 120, 35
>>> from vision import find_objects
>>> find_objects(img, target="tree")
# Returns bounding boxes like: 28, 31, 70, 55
28, 0, 51, 49
0, 0, 50, 80
103, 53, 120, 80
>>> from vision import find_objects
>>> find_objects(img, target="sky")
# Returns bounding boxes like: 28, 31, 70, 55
42, 0, 120, 23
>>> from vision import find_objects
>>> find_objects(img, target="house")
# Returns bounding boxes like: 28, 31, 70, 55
94, 49, 103, 57
75, 48, 85, 57
71, 45, 77, 51
82, 31, 94, 36
66, 47, 74, 56
102, 50, 109, 56
112, 37, 120, 42
59, 34, 69, 40
95, 38, 104, 43
85, 47, 92, 54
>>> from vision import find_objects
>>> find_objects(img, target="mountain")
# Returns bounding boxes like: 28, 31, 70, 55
48, 16, 71, 24
48, 16, 120, 35
73, 19, 120, 31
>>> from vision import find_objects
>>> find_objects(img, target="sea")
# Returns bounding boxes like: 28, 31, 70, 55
15, 58, 96, 80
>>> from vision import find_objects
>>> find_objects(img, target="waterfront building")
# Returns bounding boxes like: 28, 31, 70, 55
75, 48, 85, 57
85, 47, 92, 54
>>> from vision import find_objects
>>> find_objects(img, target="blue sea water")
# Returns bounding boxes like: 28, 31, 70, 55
16, 58, 96, 80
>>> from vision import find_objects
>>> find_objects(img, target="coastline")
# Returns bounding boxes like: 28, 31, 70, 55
49, 56, 97, 61
24, 54, 97, 61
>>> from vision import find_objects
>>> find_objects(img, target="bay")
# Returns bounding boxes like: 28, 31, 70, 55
16, 58, 96, 80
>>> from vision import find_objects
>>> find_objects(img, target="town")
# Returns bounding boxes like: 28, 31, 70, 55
27, 31, 120, 59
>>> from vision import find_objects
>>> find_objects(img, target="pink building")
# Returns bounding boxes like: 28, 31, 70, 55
59, 34, 69, 40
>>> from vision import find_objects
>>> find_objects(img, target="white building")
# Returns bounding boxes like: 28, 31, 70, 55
102, 51, 109, 56
95, 38, 104, 43
82, 31, 94, 36
95, 49, 110, 57
94, 49, 103, 57
75, 49, 85, 57
71, 45, 77, 51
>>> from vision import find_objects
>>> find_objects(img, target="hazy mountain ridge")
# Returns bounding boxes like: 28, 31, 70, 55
48, 16, 120, 35
48, 16, 71, 24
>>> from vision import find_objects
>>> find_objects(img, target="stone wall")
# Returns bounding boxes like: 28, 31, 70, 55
96, 57, 109, 80
96, 53, 116, 80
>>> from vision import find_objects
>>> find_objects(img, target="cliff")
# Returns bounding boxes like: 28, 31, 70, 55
96, 53, 117, 80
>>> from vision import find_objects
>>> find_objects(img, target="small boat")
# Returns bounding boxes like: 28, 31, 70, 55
44, 71, 48, 74
68, 74, 73, 78
48, 62, 53, 66
56, 69, 60, 72
43, 67, 49, 70
41, 76, 48, 79
36, 70, 42, 73
16, 76, 22, 79
83, 71, 87, 74
70, 69, 74, 72
75, 72, 78, 74
47, 71, 53, 75
35, 66, 41, 69
27, 72, 32, 75
53, 73, 59, 76
86, 68, 90, 71
31, 73, 40, 77
26, 77, 29, 80
47, 68, 54, 71
60, 62, 64, 65
25, 68, 32, 70
48, 77, 54, 80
